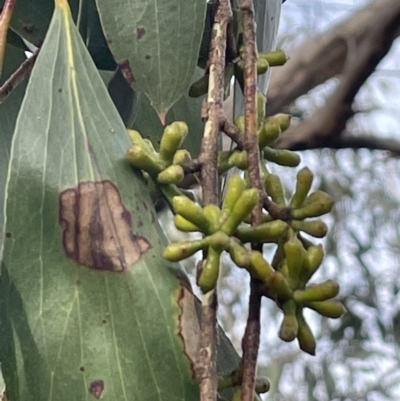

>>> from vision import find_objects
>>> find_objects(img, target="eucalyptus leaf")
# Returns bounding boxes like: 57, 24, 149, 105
95, 0, 207, 119
133, 68, 205, 158
0, 3, 201, 400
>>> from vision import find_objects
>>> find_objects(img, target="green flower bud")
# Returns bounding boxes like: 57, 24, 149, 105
291, 219, 328, 238
257, 91, 266, 126
209, 231, 231, 252
203, 204, 222, 233
306, 300, 346, 318
198, 247, 221, 294
221, 188, 259, 235
258, 119, 281, 149
229, 238, 250, 268
256, 57, 269, 75
263, 147, 301, 167
126, 145, 165, 175
255, 377, 270, 394
284, 235, 305, 289
268, 271, 293, 300
157, 164, 184, 184
294, 280, 339, 303
290, 167, 314, 209
222, 173, 246, 216
273, 113, 291, 132
291, 191, 334, 219
173, 149, 192, 165
163, 238, 208, 262
300, 244, 325, 284
174, 214, 200, 232
172, 196, 210, 233
279, 300, 299, 342
296, 309, 316, 355
236, 219, 289, 243
249, 251, 275, 281
259, 50, 288, 66
229, 150, 248, 170
159, 121, 188, 163
234, 115, 245, 133
263, 173, 286, 207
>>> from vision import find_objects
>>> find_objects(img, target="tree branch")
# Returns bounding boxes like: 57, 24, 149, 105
240, 0, 264, 400
282, 133, 400, 156
197, 1, 232, 400
0, 50, 38, 103
266, 0, 400, 117
274, 0, 400, 150
0, 0, 17, 77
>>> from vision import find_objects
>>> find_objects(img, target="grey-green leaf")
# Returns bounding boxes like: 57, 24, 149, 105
95, 0, 207, 119
0, 2, 201, 400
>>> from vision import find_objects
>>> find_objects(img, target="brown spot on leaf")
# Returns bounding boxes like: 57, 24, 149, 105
177, 283, 200, 378
59, 180, 151, 272
79, 366, 85, 372
5, 232, 12, 238
89, 380, 104, 399
145, 54, 151, 60
118, 60, 135, 85
136, 27, 146, 39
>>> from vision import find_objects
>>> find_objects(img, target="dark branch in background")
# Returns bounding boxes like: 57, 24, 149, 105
267, 0, 400, 117
0, 50, 38, 103
272, 0, 400, 151
285, 134, 400, 157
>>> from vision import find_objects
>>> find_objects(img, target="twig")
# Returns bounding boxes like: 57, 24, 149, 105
239, 0, 264, 400
0, 0, 17, 77
0, 49, 38, 103
262, 195, 291, 221
241, 280, 262, 394
180, 159, 202, 175
196, 1, 232, 400
221, 119, 246, 149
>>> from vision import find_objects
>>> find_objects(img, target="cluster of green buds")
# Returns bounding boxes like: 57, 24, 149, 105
125, 56, 345, 356
163, 165, 344, 354
125, 121, 192, 201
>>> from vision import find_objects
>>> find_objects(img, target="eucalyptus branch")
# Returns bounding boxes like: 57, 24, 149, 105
180, 159, 202, 175
262, 194, 291, 221
222, 119, 246, 149
196, 0, 232, 400
0, 49, 38, 103
239, 0, 263, 400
